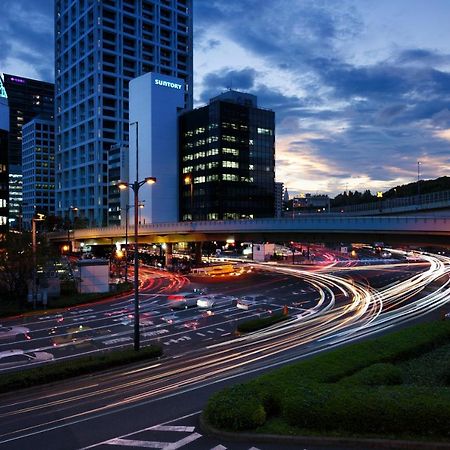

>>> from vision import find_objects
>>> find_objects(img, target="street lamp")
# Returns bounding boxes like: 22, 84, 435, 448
184, 175, 193, 220
118, 177, 156, 351
32, 213, 45, 309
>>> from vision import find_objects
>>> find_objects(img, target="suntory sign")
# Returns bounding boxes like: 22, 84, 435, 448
154, 79, 182, 90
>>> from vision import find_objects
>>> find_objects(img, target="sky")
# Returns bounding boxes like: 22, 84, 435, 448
1, 0, 450, 197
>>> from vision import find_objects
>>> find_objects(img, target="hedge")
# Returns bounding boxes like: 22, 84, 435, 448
236, 313, 288, 333
339, 362, 403, 386
204, 320, 450, 439
0, 344, 162, 393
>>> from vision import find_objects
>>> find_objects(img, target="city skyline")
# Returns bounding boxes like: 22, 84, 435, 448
1, 0, 450, 197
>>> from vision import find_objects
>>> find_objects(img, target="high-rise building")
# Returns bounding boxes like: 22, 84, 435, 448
129, 72, 185, 224
22, 117, 55, 229
179, 90, 275, 221
0, 77, 9, 236
275, 182, 284, 218
1, 74, 54, 228
55, 0, 193, 227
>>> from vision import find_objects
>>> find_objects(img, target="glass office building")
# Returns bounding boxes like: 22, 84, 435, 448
1, 74, 54, 228
55, 0, 193, 226
0, 78, 8, 236
179, 91, 275, 221
22, 117, 55, 229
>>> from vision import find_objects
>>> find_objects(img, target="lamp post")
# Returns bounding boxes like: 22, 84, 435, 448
66, 206, 78, 253
417, 161, 422, 207
31, 213, 45, 309
184, 175, 193, 220
122, 202, 144, 283
118, 177, 156, 351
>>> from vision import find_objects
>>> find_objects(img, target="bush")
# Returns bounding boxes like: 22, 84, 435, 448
0, 344, 163, 393
204, 384, 266, 430
340, 363, 403, 386
203, 320, 450, 438
237, 313, 288, 333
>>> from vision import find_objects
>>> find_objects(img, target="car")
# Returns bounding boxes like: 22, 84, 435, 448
168, 292, 199, 309
0, 325, 31, 341
183, 320, 199, 330
444, 311, 450, 320
197, 296, 216, 309
52, 325, 95, 349
161, 314, 178, 325
0, 349, 54, 369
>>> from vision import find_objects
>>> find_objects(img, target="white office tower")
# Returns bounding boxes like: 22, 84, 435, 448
54, 0, 193, 226
129, 72, 185, 223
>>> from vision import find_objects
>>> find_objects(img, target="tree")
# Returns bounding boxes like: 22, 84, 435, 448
0, 232, 57, 309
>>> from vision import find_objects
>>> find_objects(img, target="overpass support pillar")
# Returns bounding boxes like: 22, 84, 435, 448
195, 241, 203, 265
165, 243, 173, 268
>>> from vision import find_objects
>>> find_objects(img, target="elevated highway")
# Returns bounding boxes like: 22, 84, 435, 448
49, 215, 450, 247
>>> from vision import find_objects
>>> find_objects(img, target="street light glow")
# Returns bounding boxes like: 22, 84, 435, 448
145, 176, 157, 185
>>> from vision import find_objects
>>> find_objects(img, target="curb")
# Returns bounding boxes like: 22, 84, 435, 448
199, 413, 450, 450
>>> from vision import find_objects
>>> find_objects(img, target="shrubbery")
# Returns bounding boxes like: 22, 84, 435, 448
236, 313, 288, 333
204, 321, 450, 439
340, 363, 403, 386
0, 344, 162, 393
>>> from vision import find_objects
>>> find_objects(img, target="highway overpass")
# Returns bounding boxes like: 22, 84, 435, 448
48, 215, 450, 247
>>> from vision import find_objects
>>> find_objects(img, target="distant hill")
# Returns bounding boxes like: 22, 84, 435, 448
331, 176, 450, 207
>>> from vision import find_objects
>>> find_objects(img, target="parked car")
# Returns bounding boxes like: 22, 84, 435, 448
0, 349, 54, 369
0, 325, 31, 341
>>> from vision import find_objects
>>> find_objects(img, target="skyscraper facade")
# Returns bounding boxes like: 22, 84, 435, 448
22, 117, 55, 229
179, 90, 275, 221
0, 77, 9, 236
1, 74, 54, 227
55, 0, 193, 227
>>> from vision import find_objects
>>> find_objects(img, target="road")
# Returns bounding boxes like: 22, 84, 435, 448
0, 251, 449, 449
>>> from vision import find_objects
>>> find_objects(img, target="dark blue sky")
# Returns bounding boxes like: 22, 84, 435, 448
2, 0, 450, 195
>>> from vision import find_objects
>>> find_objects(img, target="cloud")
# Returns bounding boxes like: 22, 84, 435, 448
0, 0, 54, 81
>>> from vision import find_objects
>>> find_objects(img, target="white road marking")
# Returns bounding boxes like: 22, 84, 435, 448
196, 332, 205, 336
248, 447, 261, 450
165, 433, 202, 449
106, 438, 167, 447
210, 446, 227, 450
150, 425, 195, 432
216, 328, 225, 332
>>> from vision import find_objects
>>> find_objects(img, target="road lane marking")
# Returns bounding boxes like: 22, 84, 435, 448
150, 425, 195, 432
106, 438, 167, 447
210, 446, 227, 450
165, 433, 202, 449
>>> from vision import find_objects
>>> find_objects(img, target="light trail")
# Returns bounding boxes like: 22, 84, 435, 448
1, 251, 449, 445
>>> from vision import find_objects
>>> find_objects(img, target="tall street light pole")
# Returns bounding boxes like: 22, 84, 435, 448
417, 161, 421, 207
118, 121, 156, 351
31, 213, 45, 309
122, 202, 144, 283
118, 177, 156, 351
184, 175, 193, 220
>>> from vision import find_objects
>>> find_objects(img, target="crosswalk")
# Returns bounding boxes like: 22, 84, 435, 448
81, 420, 262, 450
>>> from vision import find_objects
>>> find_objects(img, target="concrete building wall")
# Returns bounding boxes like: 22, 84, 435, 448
129, 72, 185, 223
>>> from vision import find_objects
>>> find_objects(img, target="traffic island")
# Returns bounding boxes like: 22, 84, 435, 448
0, 344, 162, 393
202, 320, 450, 447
